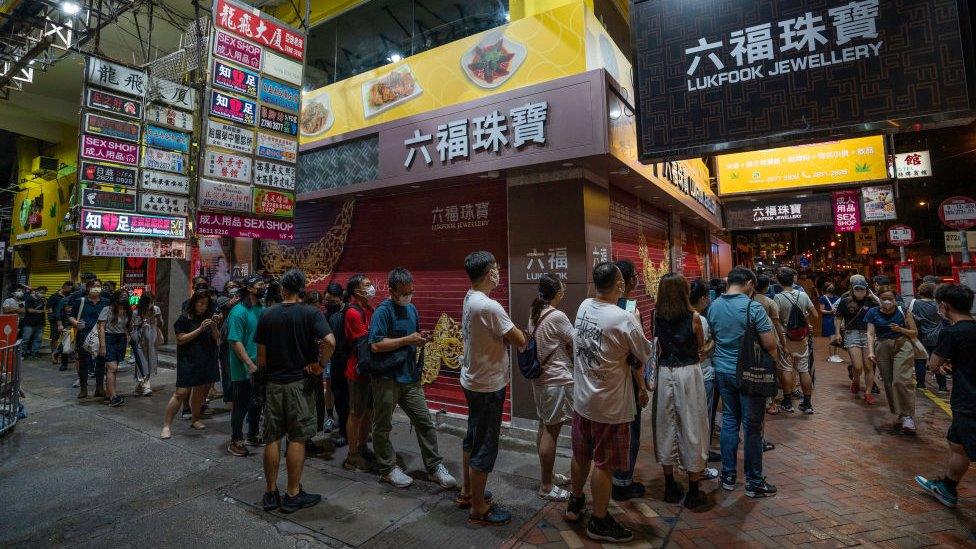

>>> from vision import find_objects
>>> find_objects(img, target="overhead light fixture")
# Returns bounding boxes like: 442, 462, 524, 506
61, 1, 81, 15
387, 53, 402, 63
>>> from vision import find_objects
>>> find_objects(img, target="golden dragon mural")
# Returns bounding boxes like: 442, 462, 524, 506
259, 198, 356, 284
420, 314, 464, 385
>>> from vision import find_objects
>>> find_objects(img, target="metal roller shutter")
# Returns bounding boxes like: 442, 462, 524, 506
28, 241, 73, 340
79, 256, 122, 287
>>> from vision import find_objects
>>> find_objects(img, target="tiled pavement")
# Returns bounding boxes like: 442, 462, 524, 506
503, 340, 976, 548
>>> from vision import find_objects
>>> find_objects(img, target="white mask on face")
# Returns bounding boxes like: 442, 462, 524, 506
395, 294, 412, 306
881, 299, 895, 308
365, 285, 376, 299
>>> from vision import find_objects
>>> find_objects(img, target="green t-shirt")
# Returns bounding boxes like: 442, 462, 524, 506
227, 302, 264, 381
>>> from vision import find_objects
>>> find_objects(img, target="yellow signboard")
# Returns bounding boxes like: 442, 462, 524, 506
11, 178, 76, 246
854, 226, 877, 254
716, 135, 888, 196
945, 231, 976, 253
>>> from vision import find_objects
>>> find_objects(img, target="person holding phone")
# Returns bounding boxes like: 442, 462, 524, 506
367, 267, 457, 490
866, 287, 919, 434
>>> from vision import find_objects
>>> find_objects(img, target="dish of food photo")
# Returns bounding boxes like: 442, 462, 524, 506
300, 93, 333, 137
361, 65, 423, 118
460, 32, 526, 89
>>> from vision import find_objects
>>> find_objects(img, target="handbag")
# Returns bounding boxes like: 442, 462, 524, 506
736, 297, 778, 397
78, 298, 100, 355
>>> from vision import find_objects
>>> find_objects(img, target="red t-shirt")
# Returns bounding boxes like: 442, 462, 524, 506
344, 303, 373, 381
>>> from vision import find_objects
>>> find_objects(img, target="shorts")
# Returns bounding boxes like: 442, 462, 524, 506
777, 338, 810, 373
462, 387, 506, 473
349, 376, 372, 415
532, 383, 573, 426
844, 329, 868, 349
103, 333, 128, 363
571, 411, 630, 471
947, 413, 976, 461
262, 379, 317, 443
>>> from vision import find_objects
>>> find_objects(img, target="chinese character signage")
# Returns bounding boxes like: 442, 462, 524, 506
252, 160, 295, 190
213, 60, 259, 97
213, 31, 262, 70
151, 78, 196, 111
724, 194, 833, 230
85, 88, 142, 119
258, 105, 298, 136
855, 226, 877, 254
196, 212, 294, 240
81, 134, 139, 166
206, 120, 255, 154
83, 113, 141, 143
80, 161, 137, 187
139, 192, 189, 216
85, 56, 146, 98
861, 184, 896, 221
521, 246, 570, 281
144, 125, 191, 153
715, 135, 887, 195
832, 190, 861, 233
431, 201, 490, 231
259, 78, 300, 112
145, 105, 194, 132
81, 209, 187, 239
204, 150, 252, 183
252, 188, 294, 217
893, 150, 932, 179
142, 147, 187, 174
82, 187, 137, 212
939, 196, 976, 230
631, 0, 975, 161
256, 132, 297, 163
210, 89, 256, 125
198, 178, 253, 212
261, 51, 302, 86
944, 231, 976, 253
887, 224, 914, 246
82, 236, 187, 258
214, 0, 305, 61
140, 169, 190, 195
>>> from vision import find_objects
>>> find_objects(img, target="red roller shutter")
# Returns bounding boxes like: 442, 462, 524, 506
680, 222, 707, 280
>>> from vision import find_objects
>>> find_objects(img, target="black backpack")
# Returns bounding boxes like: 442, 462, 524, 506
516, 309, 557, 379
356, 304, 415, 376
737, 298, 778, 397
328, 304, 362, 373
783, 292, 809, 341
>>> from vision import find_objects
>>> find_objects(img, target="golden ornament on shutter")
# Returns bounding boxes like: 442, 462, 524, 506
259, 198, 355, 283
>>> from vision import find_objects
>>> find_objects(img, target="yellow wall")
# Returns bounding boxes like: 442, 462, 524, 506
510, 0, 592, 20
11, 126, 79, 246
267, 0, 366, 28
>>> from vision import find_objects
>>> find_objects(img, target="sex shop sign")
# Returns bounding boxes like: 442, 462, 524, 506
832, 190, 861, 233
196, 212, 294, 240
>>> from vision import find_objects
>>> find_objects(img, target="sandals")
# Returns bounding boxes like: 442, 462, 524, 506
454, 490, 493, 509
191, 420, 206, 430
468, 505, 512, 526
538, 485, 571, 501
766, 403, 780, 415
160, 426, 172, 439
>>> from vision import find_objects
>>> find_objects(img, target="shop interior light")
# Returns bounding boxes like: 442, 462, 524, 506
61, 1, 81, 15
387, 53, 402, 63
918, 201, 927, 206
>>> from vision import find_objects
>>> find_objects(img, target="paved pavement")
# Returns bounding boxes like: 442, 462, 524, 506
1, 340, 974, 548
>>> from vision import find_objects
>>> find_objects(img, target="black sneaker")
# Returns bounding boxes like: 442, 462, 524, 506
871, 383, 881, 395
611, 481, 646, 501
262, 490, 282, 512
586, 514, 634, 543
799, 402, 814, 415
721, 473, 736, 491
763, 440, 776, 452
664, 481, 685, 504
564, 493, 586, 522
108, 395, 124, 407
280, 489, 322, 513
745, 479, 778, 498
332, 435, 348, 448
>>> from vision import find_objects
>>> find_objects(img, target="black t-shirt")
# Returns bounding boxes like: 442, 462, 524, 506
23, 295, 46, 327
934, 319, 976, 417
255, 302, 331, 384
837, 296, 877, 331
174, 314, 218, 370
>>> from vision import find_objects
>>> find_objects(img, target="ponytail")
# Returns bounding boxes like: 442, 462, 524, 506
531, 273, 562, 326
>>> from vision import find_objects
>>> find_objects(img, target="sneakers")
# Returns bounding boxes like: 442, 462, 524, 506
381, 466, 414, 488
871, 384, 881, 395
798, 402, 814, 415
564, 493, 586, 522
915, 476, 958, 508
72, 379, 80, 388
745, 479, 778, 498
586, 513, 633, 543
331, 435, 348, 448
901, 416, 917, 435
108, 395, 124, 407
262, 490, 282, 512
180, 410, 192, 421
707, 451, 722, 463
342, 454, 371, 472
664, 481, 685, 504
468, 506, 511, 526
721, 473, 736, 491
610, 481, 646, 501
702, 467, 719, 480
280, 489, 321, 513
538, 485, 570, 502
781, 402, 795, 413
245, 434, 264, 447
227, 441, 249, 457
763, 440, 776, 452
429, 464, 457, 488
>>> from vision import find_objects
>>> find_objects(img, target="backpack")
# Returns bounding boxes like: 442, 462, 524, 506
783, 292, 809, 341
516, 309, 557, 380
328, 304, 362, 374
736, 298, 778, 397
909, 299, 943, 347
357, 302, 415, 376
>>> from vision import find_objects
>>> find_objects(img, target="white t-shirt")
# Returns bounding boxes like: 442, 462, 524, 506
461, 289, 515, 393
527, 306, 574, 386
572, 298, 654, 424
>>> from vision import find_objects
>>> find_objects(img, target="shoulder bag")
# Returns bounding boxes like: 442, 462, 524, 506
516, 309, 558, 379
736, 298, 778, 397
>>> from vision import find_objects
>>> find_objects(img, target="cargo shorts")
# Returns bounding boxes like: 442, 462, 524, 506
261, 379, 317, 443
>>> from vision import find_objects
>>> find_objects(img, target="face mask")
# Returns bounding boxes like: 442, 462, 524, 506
395, 294, 412, 306
37, 292, 46, 298
12, 291, 23, 299
364, 285, 377, 299
255, 288, 267, 299
881, 299, 894, 308
227, 288, 239, 297
90, 287, 102, 296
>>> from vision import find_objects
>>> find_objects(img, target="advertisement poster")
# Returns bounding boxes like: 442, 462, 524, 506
213, 30, 262, 70
196, 237, 252, 290
141, 147, 187, 174
81, 209, 187, 239
82, 187, 137, 212
197, 178, 253, 212
258, 105, 298, 136
253, 159, 295, 190
213, 60, 259, 97
145, 104, 194, 132
854, 226, 877, 255
82, 236, 187, 259
252, 188, 295, 217
197, 211, 294, 240
832, 190, 861, 233
85, 88, 142, 119
214, 0, 305, 60
256, 132, 297, 162
894, 150, 932, 179
80, 161, 137, 187
259, 78, 300, 112
85, 56, 146, 98
144, 125, 191, 153
151, 78, 196, 111
861, 184, 897, 221
81, 134, 140, 166
140, 193, 189, 216
206, 120, 255, 154
261, 51, 303, 86
210, 89, 256, 125
203, 150, 252, 184
140, 169, 190, 195
84, 113, 141, 143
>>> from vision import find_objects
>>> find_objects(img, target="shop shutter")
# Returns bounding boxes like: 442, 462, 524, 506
28, 242, 73, 340
680, 222, 707, 280
79, 256, 123, 287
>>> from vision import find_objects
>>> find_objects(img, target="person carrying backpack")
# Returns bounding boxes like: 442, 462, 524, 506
910, 282, 948, 393
772, 268, 819, 414
341, 274, 376, 472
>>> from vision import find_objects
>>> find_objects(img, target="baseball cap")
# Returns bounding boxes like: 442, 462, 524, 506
242, 274, 264, 288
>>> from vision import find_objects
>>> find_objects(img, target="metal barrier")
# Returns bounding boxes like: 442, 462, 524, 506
0, 341, 23, 437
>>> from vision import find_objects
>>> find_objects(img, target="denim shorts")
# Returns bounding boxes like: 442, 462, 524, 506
844, 329, 868, 349
462, 387, 506, 473
104, 333, 128, 363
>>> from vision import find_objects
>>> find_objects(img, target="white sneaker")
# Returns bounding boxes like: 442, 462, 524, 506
382, 466, 414, 488
827, 355, 845, 363
902, 416, 917, 434
702, 467, 719, 480
428, 463, 457, 489
72, 380, 80, 388
538, 485, 571, 501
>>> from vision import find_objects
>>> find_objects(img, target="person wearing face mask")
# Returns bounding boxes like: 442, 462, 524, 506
21, 286, 48, 359
49, 281, 73, 368
218, 279, 242, 405
322, 282, 344, 437
366, 267, 457, 489
182, 276, 213, 313
866, 287, 920, 434
834, 278, 880, 403
60, 273, 97, 381
341, 274, 377, 472
133, 292, 163, 397
226, 275, 268, 456
3, 288, 27, 340
68, 279, 110, 399
819, 283, 845, 364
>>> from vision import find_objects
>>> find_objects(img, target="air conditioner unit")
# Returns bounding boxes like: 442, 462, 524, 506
31, 156, 59, 179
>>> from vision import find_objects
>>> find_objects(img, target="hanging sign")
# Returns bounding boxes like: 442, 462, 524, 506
80, 161, 137, 187
145, 104, 194, 132
144, 125, 191, 153
85, 56, 147, 98
725, 194, 832, 230
139, 192, 189, 216
151, 78, 196, 111
861, 184, 897, 221
206, 119, 255, 154
85, 88, 142, 119
210, 89, 256, 125
203, 149, 252, 183
261, 51, 303, 86
214, 0, 305, 61
213, 60, 259, 97
197, 211, 294, 240
198, 178, 253, 212
832, 190, 861, 233
141, 147, 187, 174
81, 209, 187, 239
256, 132, 297, 162
855, 226, 877, 254
893, 150, 932, 179
944, 231, 976, 253
252, 159, 295, 190
252, 187, 295, 217
258, 105, 298, 136
140, 169, 190, 195
213, 31, 263, 71
83, 113, 141, 143
887, 224, 915, 246
82, 236, 188, 259
82, 187, 137, 212
939, 196, 976, 230
81, 134, 139, 166
259, 78, 300, 112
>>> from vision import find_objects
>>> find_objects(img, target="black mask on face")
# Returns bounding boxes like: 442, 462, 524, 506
254, 287, 267, 299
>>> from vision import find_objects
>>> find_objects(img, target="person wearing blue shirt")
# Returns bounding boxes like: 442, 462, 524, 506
368, 267, 457, 490
706, 267, 779, 499
67, 278, 110, 399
